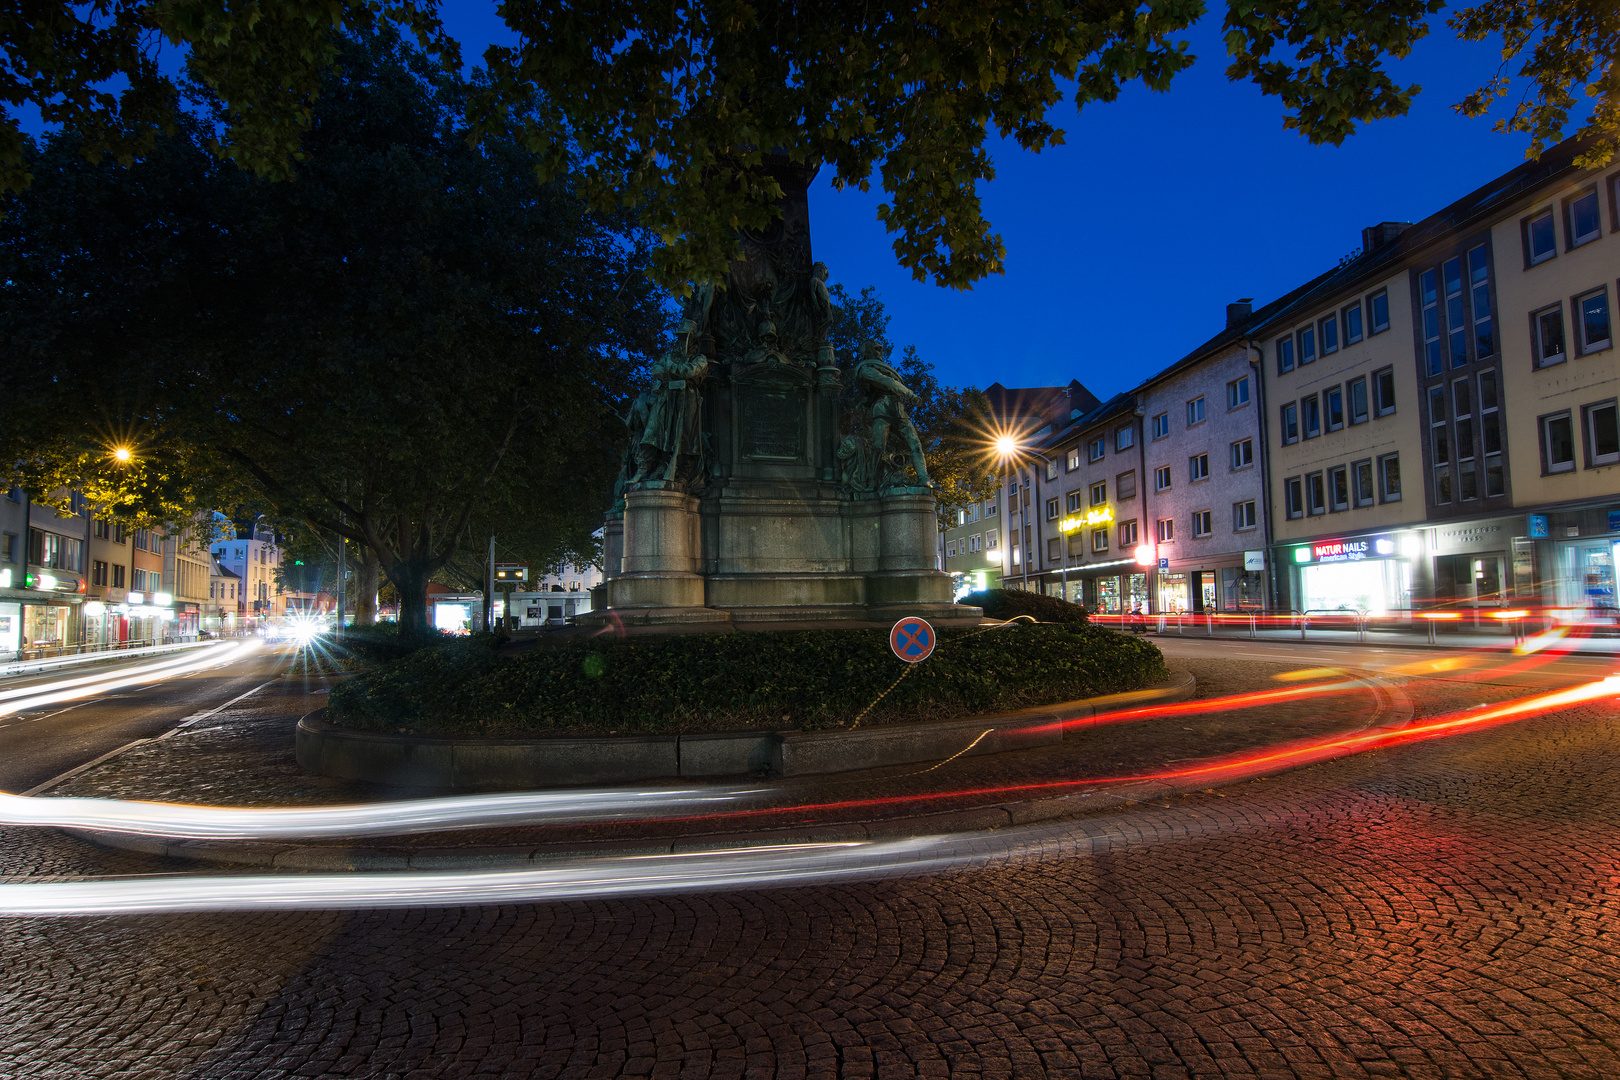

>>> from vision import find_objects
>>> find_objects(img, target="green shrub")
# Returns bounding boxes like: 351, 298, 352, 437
960, 588, 1089, 625
326, 623, 1167, 736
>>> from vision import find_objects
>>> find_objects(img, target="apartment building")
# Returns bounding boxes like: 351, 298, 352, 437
211, 519, 287, 625
2, 493, 92, 656
163, 518, 215, 639
940, 494, 1000, 595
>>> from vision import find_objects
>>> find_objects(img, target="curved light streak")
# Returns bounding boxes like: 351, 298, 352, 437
0, 641, 257, 718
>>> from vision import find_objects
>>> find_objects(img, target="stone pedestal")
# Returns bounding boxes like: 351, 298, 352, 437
602, 487, 728, 624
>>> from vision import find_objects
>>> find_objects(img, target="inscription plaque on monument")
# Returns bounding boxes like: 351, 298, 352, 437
743, 389, 804, 460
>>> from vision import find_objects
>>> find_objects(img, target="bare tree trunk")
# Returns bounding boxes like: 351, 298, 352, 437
356, 548, 379, 626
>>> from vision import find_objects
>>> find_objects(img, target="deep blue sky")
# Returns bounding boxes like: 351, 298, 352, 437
437, 7, 1535, 399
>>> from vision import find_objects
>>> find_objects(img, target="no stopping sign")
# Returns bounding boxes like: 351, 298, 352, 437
889, 617, 936, 663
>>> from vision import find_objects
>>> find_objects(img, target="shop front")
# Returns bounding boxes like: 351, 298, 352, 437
0, 600, 19, 658
1531, 504, 1620, 625
1284, 532, 1416, 616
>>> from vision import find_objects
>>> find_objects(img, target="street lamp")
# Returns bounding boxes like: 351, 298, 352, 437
993, 433, 1055, 594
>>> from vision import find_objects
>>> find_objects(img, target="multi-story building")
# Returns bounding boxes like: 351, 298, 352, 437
163, 517, 214, 640
940, 493, 1001, 595
211, 518, 286, 626
13, 493, 91, 654
207, 555, 243, 634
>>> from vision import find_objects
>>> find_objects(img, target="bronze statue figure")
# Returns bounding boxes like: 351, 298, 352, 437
635, 346, 711, 485
853, 340, 930, 488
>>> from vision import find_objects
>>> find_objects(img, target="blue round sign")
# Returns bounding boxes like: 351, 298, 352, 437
889, 617, 936, 663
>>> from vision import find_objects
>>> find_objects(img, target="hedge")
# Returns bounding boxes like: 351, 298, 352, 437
960, 588, 1089, 624
326, 623, 1167, 737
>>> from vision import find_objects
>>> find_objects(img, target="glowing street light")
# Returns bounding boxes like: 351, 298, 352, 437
111, 446, 132, 463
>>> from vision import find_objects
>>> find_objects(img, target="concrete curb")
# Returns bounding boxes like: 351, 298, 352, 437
74, 670, 1416, 870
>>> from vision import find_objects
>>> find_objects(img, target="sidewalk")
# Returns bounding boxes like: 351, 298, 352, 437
1119, 615, 1620, 654
29, 655, 1420, 870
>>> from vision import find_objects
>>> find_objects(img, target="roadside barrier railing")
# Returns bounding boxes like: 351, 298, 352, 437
0, 638, 220, 680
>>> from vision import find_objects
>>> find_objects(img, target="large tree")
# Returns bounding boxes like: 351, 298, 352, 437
0, 27, 666, 634
4, 1, 1614, 291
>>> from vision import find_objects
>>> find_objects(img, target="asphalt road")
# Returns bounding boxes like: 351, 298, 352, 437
2, 637, 1619, 1079
0, 641, 282, 793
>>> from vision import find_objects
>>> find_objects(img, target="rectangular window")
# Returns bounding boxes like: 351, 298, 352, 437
1568, 187, 1602, 248
1187, 397, 1206, 426
1534, 305, 1567, 367
1066, 447, 1081, 471
1119, 519, 1138, 548
1585, 400, 1620, 467
1048, 537, 1062, 562
112, 564, 126, 588
1459, 459, 1479, 501
132, 568, 148, 591
1092, 529, 1109, 554
1156, 518, 1175, 543
1234, 500, 1257, 531
1319, 314, 1339, 355
1328, 465, 1350, 512
1374, 367, 1396, 416
1480, 370, 1503, 495
1192, 510, 1212, 538
27, 530, 82, 572
985, 497, 997, 517
1227, 376, 1250, 409
1429, 386, 1450, 466
1348, 377, 1369, 424
1420, 268, 1443, 376
1325, 385, 1344, 431
92, 519, 109, 540
1368, 289, 1390, 334
1542, 411, 1576, 473
1281, 402, 1299, 444
1154, 465, 1172, 491
1115, 426, 1134, 451
1577, 288, 1612, 354
92, 560, 107, 586
1454, 378, 1474, 461
1306, 472, 1326, 515
986, 532, 998, 550
1343, 302, 1364, 344
1298, 325, 1316, 366
1277, 336, 1295, 374
1045, 497, 1060, 520
1285, 477, 1304, 519
1353, 459, 1375, 507
1116, 470, 1137, 501
1434, 464, 1452, 504
1067, 490, 1083, 513
1302, 394, 1321, 439
1526, 209, 1558, 265
1088, 436, 1105, 462
1378, 454, 1401, 502
1231, 438, 1254, 470
946, 540, 957, 557
1044, 458, 1058, 482
0, 532, 14, 563
1469, 245, 1494, 357
1090, 481, 1107, 506
1444, 256, 1467, 368
1189, 453, 1209, 482
1151, 412, 1169, 439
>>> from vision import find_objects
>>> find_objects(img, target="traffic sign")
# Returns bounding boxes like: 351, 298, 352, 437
1158, 557, 1169, 570
889, 616, 936, 663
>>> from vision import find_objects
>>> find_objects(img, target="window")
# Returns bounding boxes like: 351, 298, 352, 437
1469, 245, 1494, 357
1154, 465, 1172, 491
1459, 459, 1479, 501
28, 530, 81, 572
1429, 386, 1449, 469
1277, 335, 1295, 374
1420, 268, 1443, 376
1568, 187, 1602, 248
1343, 302, 1364, 344
969, 534, 981, 552
1319, 314, 1339, 355
1151, 412, 1170, 439
1156, 518, 1175, 543
1284, 477, 1304, 519
1234, 500, 1257, 531
132, 568, 149, 591
1066, 447, 1081, 471
1378, 454, 1401, 502
1368, 289, 1390, 334
1045, 458, 1059, 482
1353, 459, 1375, 507
1302, 395, 1321, 439
92, 519, 110, 540
1541, 411, 1576, 474
1577, 288, 1612, 354
1325, 386, 1344, 431
946, 540, 957, 557
1298, 325, 1316, 366
1533, 305, 1566, 367
1280, 402, 1299, 444
1227, 376, 1250, 409
1189, 453, 1210, 482
1374, 367, 1397, 417
1585, 401, 1620, 467
1088, 436, 1105, 462
1, 532, 15, 563
1526, 209, 1558, 265
92, 560, 107, 586
985, 497, 997, 517
1481, 369, 1504, 496
1116, 470, 1137, 500
1046, 497, 1060, 520
1048, 538, 1062, 561
1187, 397, 1206, 426
1347, 377, 1369, 425
1115, 426, 1134, 451
1191, 510, 1212, 538
1328, 465, 1350, 511
1306, 472, 1326, 515
1092, 529, 1109, 554
986, 532, 998, 550
1118, 519, 1138, 548
1067, 490, 1083, 513
1090, 481, 1107, 506
1444, 256, 1467, 368
112, 564, 126, 588
1231, 438, 1253, 470
113, 525, 125, 544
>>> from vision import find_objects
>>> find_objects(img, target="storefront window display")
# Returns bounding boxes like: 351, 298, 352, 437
1097, 577, 1121, 614
1291, 534, 1412, 614
22, 604, 68, 651
1158, 572, 1189, 614
0, 601, 19, 657
1128, 573, 1148, 615
1557, 541, 1619, 621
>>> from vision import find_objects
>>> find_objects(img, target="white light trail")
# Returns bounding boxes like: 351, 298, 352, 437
0, 641, 257, 718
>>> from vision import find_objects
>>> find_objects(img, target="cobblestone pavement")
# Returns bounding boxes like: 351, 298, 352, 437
3, 654, 1619, 1078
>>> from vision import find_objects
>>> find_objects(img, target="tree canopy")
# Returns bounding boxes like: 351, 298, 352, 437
5, 0, 1615, 291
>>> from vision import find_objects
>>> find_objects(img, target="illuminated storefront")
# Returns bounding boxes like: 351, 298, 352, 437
1285, 532, 1416, 615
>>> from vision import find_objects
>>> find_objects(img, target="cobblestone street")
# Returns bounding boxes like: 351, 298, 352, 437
3, 645, 1619, 1079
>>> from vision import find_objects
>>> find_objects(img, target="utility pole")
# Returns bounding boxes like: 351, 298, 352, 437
486, 534, 496, 633
335, 519, 346, 640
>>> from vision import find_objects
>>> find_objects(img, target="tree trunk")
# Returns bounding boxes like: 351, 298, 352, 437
392, 560, 434, 639
356, 549, 379, 626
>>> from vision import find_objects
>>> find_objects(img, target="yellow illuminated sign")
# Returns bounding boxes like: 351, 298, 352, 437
1059, 507, 1113, 533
